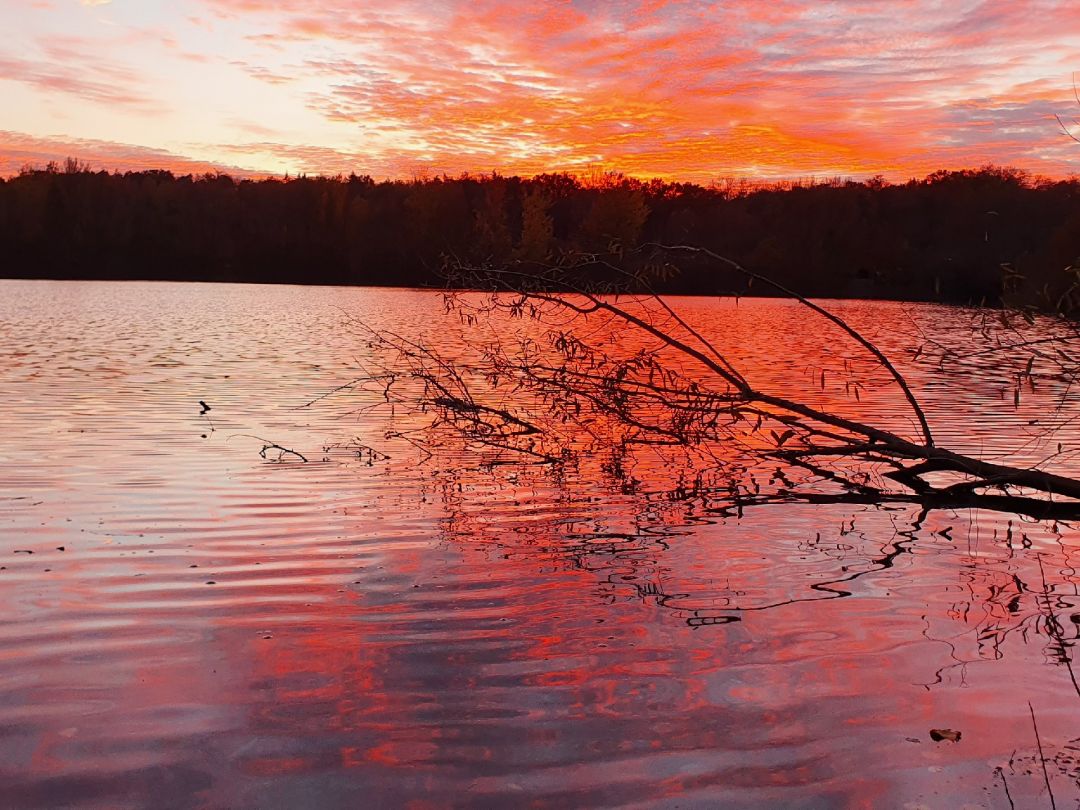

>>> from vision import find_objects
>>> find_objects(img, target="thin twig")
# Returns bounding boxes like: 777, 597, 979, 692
1035, 553, 1080, 698
227, 434, 308, 462
1055, 114, 1080, 144
994, 766, 1015, 809
1028, 701, 1057, 810
648, 242, 936, 448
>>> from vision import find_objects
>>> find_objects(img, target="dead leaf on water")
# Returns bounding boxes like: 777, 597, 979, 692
930, 728, 961, 742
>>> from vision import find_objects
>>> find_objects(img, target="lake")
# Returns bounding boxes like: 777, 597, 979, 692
1, 279, 1078, 808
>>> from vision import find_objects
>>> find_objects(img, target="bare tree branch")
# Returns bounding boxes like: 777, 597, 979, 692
346, 246, 1080, 518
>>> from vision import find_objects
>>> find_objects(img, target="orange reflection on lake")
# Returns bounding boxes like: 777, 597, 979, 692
0, 281, 1078, 807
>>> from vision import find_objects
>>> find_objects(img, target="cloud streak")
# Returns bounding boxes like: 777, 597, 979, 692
0, 48, 158, 110
3, 0, 1079, 180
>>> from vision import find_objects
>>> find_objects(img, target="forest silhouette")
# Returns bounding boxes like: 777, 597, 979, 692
2, 160, 1078, 309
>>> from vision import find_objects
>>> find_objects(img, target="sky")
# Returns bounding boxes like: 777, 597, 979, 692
1, 0, 1078, 182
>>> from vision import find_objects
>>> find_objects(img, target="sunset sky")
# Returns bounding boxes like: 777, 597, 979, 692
2, 0, 1079, 182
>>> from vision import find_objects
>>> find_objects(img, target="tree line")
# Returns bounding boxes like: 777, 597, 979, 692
1, 159, 1078, 308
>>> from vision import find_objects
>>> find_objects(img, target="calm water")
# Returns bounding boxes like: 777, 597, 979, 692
1, 280, 1079, 809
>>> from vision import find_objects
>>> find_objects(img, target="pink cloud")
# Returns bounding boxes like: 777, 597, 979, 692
0, 131, 255, 177
0, 51, 158, 109
8, 0, 1080, 180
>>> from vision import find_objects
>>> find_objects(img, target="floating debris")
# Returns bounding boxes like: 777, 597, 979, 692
930, 728, 962, 742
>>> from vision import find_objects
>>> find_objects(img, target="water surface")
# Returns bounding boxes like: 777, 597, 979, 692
1, 280, 1079, 808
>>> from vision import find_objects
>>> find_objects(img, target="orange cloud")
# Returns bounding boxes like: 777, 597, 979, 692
4, 0, 1079, 180
199, 0, 1080, 180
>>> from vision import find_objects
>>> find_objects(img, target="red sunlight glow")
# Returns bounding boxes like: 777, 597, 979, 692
0, 1, 1078, 181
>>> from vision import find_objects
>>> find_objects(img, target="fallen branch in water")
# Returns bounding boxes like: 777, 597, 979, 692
228, 433, 308, 463
346, 244, 1080, 519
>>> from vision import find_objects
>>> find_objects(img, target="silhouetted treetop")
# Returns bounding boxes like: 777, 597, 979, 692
1, 162, 1077, 309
